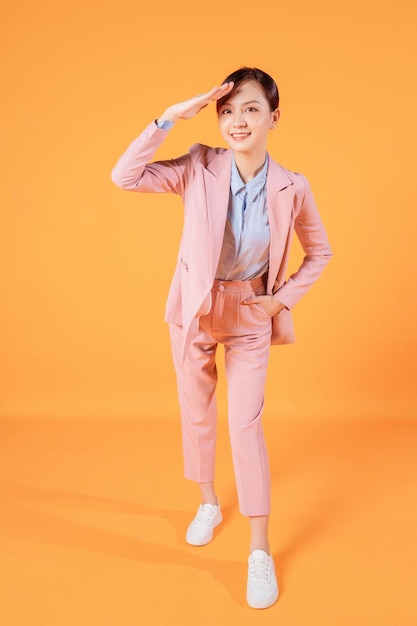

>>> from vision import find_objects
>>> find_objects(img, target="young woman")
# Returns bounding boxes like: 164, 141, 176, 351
112, 67, 332, 609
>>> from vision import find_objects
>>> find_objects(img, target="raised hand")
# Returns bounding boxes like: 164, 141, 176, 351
158, 82, 234, 124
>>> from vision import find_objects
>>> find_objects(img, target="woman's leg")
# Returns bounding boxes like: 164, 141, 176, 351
207, 279, 272, 520
221, 293, 277, 608
224, 328, 272, 519
199, 481, 218, 505
249, 515, 270, 553
168, 322, 219, 487
169, 322, 223, 545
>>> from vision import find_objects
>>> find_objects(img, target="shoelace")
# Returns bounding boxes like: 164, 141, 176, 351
195, 504, 217, 526
249, 556, 271, 581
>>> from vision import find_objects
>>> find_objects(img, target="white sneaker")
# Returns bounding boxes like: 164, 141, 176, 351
247, 549, 279, 609
185, 503, 223, 546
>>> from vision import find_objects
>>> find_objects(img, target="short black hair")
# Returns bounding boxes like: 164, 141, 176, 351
216, 67, 279, 113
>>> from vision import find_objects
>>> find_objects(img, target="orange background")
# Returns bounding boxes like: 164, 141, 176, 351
1, 0, 416, 421
1, 1, 416, 625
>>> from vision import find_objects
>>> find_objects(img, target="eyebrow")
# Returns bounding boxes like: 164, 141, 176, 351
220, 99, 262, 107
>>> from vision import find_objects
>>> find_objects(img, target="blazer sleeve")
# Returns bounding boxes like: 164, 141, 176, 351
274, 174, 333, 309
111, 120, 192, 196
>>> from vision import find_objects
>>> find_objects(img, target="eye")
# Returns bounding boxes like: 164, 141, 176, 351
221, 109, 232, 114
246, 107, 258, 112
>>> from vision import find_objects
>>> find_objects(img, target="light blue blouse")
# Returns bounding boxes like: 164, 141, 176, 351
215, 155, 270, 281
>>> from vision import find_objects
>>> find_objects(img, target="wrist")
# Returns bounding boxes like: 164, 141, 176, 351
271, 295, 286, 314
158, 106, 179, 124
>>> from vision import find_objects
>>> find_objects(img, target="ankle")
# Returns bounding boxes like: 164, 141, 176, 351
199, 481, 218, 506
202, 497, 218, 506
250, 543, 270, 555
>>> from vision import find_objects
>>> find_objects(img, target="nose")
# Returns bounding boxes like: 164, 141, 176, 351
232, 112, 247, 127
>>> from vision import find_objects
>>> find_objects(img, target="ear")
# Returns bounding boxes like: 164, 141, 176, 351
270, 108, 280, 129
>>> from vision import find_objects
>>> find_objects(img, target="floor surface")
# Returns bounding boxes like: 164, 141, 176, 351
0, 416, 416, 625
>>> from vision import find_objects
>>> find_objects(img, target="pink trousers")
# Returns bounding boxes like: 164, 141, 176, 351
169, 276, 272, 516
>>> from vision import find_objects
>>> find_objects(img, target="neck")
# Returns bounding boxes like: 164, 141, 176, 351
233, 150, 267, 183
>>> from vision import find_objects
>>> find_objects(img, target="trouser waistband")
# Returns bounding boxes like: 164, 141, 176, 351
212, 275, 266, 293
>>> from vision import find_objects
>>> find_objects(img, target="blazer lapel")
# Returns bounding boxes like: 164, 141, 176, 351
266, 159, 295, 293
202, 149, 233, 276
201, 151, 295, 292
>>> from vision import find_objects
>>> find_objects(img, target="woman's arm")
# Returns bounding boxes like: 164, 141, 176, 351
274, 174, 333, 309
111, 121, 189, 194
111, 83, 234, 195
243, 175, 332, 316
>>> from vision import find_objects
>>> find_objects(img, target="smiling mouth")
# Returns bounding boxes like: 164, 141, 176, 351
230, 132, 251, 139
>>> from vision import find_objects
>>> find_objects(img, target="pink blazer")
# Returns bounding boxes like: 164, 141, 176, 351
112, 121, 333, 355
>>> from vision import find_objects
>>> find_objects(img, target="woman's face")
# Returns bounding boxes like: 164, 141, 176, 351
217, 80, 279, 155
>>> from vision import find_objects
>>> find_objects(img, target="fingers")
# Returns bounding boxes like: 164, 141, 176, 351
213, 81, 234, 100
202, 82, 234, 103
187, 82, 234, 112
169, 82, 234, 122
241, 296, 259, 305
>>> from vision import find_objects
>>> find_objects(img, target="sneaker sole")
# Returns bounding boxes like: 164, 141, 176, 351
247, 587, 279, 609
185, 513, 223, 546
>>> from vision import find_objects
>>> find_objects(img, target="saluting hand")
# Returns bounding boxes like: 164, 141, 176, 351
157, 82, 234, 124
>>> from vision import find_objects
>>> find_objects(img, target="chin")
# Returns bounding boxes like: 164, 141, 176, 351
231, 143, 253, 153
